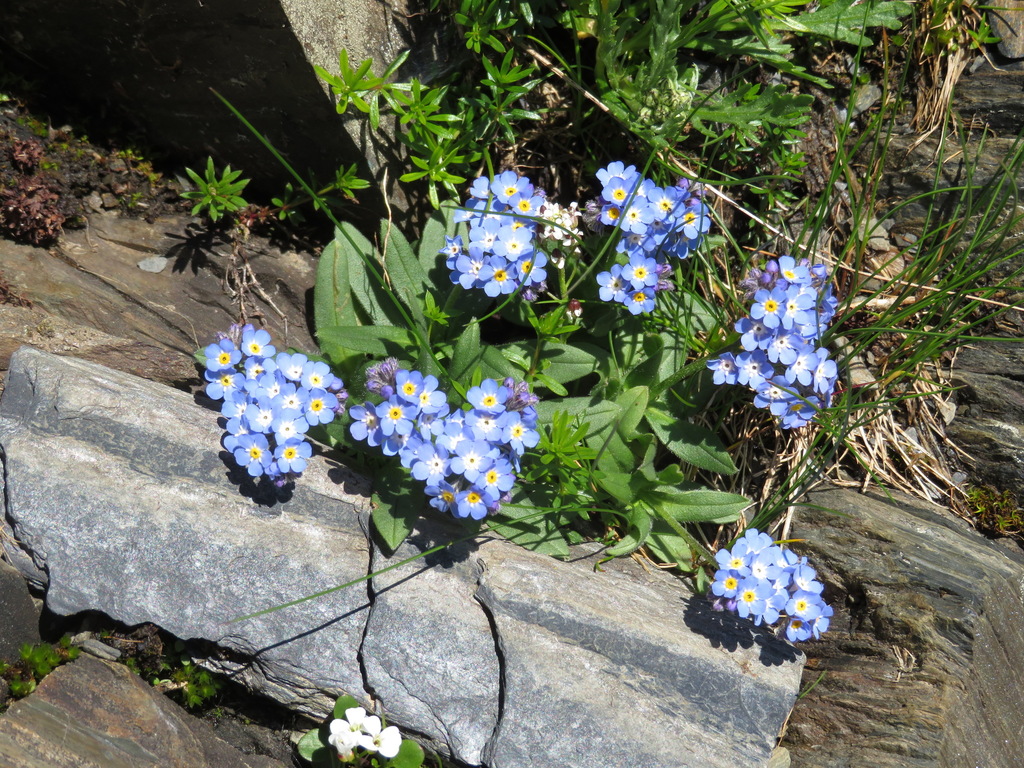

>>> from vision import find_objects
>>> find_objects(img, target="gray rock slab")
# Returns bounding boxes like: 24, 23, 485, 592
782, 486, 1024, 767
476, 542, 801, 768
0, 347, 805, 767
365, 523, 803, 768
363, 527, 502, 764
0, 345, 374, 718
0, 654, 287, 768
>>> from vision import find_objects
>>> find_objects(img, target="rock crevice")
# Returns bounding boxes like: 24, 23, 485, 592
0, 346, 802, 767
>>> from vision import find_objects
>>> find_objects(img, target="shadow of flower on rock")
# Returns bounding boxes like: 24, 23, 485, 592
219, 449, 294, 511
683, 595, 802, 667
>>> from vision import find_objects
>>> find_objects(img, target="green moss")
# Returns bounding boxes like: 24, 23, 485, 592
966, 485, 1023, 537
0, 635, 80, 710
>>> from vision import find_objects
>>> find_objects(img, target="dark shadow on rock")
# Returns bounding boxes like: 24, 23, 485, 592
219, 450, 293, 511
682, 595, 801, 667
166, 222, 228, 275
245, 604, 371, 659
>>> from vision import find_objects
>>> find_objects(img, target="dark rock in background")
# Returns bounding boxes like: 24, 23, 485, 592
783, 486, 1024, 768
946, 340, 1024, 500
0, 654, 288, 768
0, 559, 40, 663
988, 1, 1024, 59
0, 0, 448, 214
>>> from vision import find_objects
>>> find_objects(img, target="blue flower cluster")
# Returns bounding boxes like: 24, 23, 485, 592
710, 527, 833, 642
348, 358, 540, 520
446, 171, 551, 301
203, 324, 347, 485
591, 162, 711, 314
706, 255, 839, 429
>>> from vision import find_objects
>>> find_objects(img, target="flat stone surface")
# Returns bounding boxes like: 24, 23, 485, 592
0, 347, 805, 767
782, 486, 1024, 767
0, 654, 287, 768
0, 212, 316, 360
0, 346, 374, 718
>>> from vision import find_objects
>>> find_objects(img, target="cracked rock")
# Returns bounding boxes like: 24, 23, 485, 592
0, 347, 804, 767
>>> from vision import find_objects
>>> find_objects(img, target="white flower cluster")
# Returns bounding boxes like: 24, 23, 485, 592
538, 199, 583, 267
328, 706, 402, 760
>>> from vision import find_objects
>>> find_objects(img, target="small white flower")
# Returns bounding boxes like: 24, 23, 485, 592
358, 716, 402, 759
328, 718, 361, 759
343, 707, 369, 731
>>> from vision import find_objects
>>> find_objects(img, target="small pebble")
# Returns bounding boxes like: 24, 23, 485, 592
138, 256, 170, 273
79, 637, 122, 661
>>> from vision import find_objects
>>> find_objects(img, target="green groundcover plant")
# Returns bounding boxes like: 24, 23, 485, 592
202, 157, 837, 645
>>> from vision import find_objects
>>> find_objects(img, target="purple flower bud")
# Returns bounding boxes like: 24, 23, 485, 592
366, 357, 401, 396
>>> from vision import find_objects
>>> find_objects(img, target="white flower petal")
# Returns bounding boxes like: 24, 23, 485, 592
344, 707, 367, 729
376, 726, 403, 759
361, 715, 382, 736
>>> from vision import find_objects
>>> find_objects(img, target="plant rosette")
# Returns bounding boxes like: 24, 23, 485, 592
205, 163, 839, 640
297, 695, 425, 767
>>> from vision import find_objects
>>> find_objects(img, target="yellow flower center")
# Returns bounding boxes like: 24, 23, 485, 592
218, 352, 232, 365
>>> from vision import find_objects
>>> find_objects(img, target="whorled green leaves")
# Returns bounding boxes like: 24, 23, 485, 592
312, 205, 749, 568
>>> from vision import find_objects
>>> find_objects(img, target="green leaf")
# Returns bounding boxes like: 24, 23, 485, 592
296, 728, 325, 761
318, 325, 418, 360
784, 0, 911, 46
597, 471, 634, 505
314, 230, 359, 334
645, 405, 738, 475
333, 694, 361, 719
325, 223, 405, 327
372, 465, 424, 554
489, 514, 570, 559
534, 341, 604, 384
644, 520, 698, 570
532, 371, 568, 396
381, 219, 430, 315
448, 323, 519, 381
606, 503, 653, 557
386, 738, 426, 768
534, 396, 594, 423
450, 321, 483, 382
650, 487, 750, 524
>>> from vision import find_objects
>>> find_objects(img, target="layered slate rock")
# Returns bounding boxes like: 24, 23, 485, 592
0, 346, 374, 717
946, 339, 1024, 499
0, 654, 286, 768
782, 486, 1024, 767
0, 347, 804, 767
